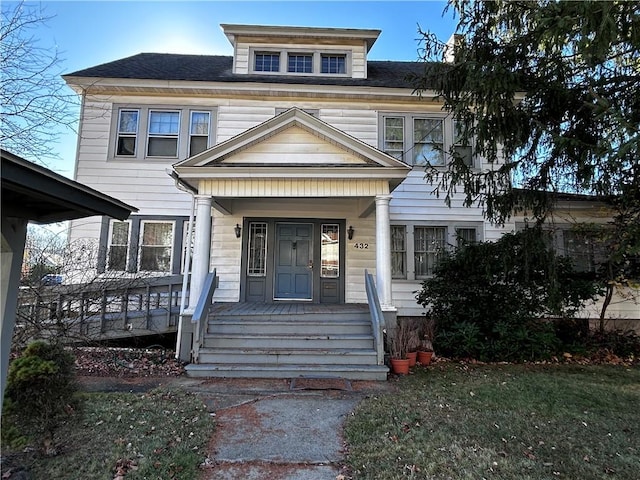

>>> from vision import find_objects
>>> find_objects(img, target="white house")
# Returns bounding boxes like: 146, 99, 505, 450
62, 24, 637, 379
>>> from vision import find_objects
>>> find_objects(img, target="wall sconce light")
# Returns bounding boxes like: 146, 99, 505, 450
347, 225, 354, 240
234, 224, 242, 238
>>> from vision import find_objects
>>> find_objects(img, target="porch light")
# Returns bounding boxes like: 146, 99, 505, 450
348, 225, 354, 240
234, 224, 242, 238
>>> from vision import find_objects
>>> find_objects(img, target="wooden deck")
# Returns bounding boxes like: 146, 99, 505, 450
210, 302, 370, 316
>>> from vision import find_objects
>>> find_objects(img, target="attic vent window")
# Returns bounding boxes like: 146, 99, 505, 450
255, 52, 280, 72
321, 54, 346, 74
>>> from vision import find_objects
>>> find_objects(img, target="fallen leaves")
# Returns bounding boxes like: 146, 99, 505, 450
73, 346, 185, 377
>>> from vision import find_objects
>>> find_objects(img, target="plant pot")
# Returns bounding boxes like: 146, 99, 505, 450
407, 351, 417, 367
390, 358, 410, 375
417, 350, 433, 366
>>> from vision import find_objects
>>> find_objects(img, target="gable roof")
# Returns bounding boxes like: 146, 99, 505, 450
173, 108, 410, 192
64, 53, 432, 89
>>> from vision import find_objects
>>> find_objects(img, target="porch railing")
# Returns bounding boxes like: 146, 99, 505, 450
191, 269, 217, 363
364, 269, 386, 365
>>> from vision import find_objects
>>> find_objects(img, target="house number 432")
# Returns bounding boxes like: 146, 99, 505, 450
353, 242, 369, 249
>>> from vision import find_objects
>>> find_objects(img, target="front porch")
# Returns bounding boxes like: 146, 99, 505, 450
184, 301, 389, 380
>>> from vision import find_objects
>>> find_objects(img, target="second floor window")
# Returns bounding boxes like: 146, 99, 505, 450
380, 113, 476, 168
148, 110, 179, 157
189, 111, 210, 156
112, 106, 215, 161
116, 110, 139, 156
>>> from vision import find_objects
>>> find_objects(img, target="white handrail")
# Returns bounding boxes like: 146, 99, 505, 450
364, 269, 386, 365
191, 269, 217, 363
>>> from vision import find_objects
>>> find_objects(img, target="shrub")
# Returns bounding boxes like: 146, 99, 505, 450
2, 341, 78, 454
416, 226, 601, 361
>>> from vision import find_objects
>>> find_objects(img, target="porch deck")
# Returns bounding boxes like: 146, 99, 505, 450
210, 302, 370, 316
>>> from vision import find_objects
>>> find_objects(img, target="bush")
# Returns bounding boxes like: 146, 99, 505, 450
2, 341, 79, 454
416, 226, 601, 361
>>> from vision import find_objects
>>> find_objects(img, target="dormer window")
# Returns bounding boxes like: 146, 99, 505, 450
321, 54, 346, 74
255, 52, 280, 72
288, 53, 313, 73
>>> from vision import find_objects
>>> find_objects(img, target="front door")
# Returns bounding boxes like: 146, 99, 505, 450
274, 223, 313, 300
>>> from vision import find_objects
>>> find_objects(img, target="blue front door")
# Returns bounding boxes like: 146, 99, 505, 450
274, 223, 312, 300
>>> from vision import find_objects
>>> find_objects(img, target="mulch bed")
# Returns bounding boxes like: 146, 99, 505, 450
71, 346, 185, 377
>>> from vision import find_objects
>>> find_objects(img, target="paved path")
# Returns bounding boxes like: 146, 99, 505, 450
177, 377, 394, 480
79, 375, 395, 479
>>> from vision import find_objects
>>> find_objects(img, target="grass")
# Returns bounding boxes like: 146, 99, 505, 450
1, 388, 214, 479
344, 363, 640, 480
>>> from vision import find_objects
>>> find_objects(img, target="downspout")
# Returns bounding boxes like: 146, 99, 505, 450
167, 169, 198, 359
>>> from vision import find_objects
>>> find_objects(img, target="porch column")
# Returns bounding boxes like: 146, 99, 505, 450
375, 194, 394, 310
188, 194, 213, 311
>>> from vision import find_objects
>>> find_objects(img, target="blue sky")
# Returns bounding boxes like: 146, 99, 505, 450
8, 0, 456, 177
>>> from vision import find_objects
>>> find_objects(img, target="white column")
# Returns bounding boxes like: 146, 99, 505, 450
375, 194, 394, 310
188, 195, 212, 311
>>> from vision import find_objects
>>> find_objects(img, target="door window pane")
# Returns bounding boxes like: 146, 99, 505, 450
321, 224, 339, 278
139, 222, 174, 272
248, 222, 267, 276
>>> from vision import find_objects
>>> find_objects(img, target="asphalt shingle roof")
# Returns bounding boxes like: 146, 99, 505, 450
65, 53, 432, 89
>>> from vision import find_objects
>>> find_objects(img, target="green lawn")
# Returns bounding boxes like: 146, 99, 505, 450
344, 363, 640, 480
1, 389, 213, 480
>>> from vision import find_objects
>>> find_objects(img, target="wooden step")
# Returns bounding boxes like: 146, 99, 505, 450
185, 363, 389, 381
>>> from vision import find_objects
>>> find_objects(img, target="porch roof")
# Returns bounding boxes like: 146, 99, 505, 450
172, 108, 410, 197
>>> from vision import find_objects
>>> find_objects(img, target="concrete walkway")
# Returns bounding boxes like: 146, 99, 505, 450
78, 375, 395, 479
175, 377, 394, 480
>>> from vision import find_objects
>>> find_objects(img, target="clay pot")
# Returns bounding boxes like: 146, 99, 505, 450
390, 358, 410, 375
406, 351, 417, 367
417, 350, 433, 366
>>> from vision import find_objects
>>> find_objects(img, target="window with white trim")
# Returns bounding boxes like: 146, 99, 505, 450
139, 221, 174, 272
414, 227, 446, 278
321, 54, 346, 74
107, 220, 130, 271
391, 225, 407, 279
288, 53, 313, 73
116, 110, 139, 156
390, 223, 483, 280
111, 105, 215, 161
189, 111, 210, 156
380, 113, 476, 167
453, 119, 473, 167
147, 110, 179, 157
255, 52, 280, 72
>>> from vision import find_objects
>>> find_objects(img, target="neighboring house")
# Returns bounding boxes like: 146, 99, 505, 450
1, 149, 136, 410
62, 24, 637, 378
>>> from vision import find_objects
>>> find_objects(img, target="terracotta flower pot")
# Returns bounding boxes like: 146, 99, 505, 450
390, 358, 410, 375
407, 351, 417, 367
417, 350, 433, 366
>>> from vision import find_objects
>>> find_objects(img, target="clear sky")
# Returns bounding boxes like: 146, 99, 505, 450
7, 0, 456, 177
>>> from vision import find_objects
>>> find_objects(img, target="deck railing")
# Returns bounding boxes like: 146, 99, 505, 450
190, 270, 217, 363
15, 275, 186, 344
364, 269, 386, 365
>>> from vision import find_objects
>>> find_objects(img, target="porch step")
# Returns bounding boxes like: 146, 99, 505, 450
188, 303, 388, 381
197, 347, 377, 365
185, 363, 389, 381
202, 333, 374, 349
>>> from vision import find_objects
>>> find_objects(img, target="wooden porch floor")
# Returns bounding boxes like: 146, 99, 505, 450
210, 302, 370, 316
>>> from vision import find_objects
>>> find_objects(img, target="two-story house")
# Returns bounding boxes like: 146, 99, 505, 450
62, 24, 636, 379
